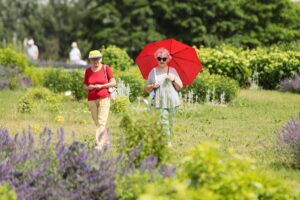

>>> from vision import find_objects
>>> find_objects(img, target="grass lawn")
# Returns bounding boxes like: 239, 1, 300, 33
0, 88, 300, 189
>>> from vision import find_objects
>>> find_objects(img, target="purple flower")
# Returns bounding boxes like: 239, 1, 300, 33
276, 113, 300, 168
0, 127, 174, 199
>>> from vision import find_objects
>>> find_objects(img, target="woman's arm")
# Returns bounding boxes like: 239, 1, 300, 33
95, 78, 117, 89
172, 79, 183, 91
83, 84, 95, 91
145, 83, 160, 93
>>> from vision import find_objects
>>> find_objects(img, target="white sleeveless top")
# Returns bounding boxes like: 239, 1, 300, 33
147, 66, 181, 108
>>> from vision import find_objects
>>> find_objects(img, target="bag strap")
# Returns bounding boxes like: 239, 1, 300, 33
103, 64, 109, 83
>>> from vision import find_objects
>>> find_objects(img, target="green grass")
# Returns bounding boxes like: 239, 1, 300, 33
0, 89, 300, 188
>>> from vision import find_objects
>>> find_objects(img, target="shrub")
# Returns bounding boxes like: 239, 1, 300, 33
138, 142, 298, 200
0, 182, 17, 200
17, 96, 34, 113
43, 68, 71, 93
248, 48, 300, 89
276, 113, 300, 169
119, 111, 168, 164
195, 46, 300, 89
111, 96, 130, 113
68, 70, 87, 100
279, 72, 300, 94
0, 127, 173, 199
24, 67, 48, 86
43, 68, 86, 100
182, 70, 239, 103
17, 87, 62, 113
0, 48, 29, 71
197, 45, 252, 86
101, 45, 134, 71
116, 159, 175, 200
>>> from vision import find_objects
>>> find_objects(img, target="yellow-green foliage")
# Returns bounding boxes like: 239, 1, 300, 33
198, 45, 252, 86
17, 87, 62, 113
0, 48, 29, 70
136, 142, 298, 200
101, 45, 134, 71
119, 111, 167, 164
0, 182, 17, 200
24, 67, 52, 86
196, 45, 300, 89
111, 96, 130, 113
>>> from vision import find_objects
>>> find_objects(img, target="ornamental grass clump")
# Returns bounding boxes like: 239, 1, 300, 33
0, 127, 173, 200
276, 113, 300, 169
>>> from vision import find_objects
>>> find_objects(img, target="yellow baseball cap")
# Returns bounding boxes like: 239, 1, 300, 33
88, 50, 102, 59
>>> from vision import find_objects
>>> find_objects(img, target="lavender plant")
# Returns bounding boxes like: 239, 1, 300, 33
276, 113, 300, 169
280, 72, 300, 93
0, 127, 174, 200
0, 64, 31, 90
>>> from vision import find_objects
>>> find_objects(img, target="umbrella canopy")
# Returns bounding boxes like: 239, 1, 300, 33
135, 38, 202, 85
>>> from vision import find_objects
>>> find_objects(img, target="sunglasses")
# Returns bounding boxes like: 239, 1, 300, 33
157, 57, 167, 62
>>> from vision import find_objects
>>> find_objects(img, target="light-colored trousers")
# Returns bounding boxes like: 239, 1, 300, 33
88, 98, 110, 147
157, 107, 177, 144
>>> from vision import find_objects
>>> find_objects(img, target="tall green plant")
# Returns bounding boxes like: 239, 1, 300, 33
119, 111, 168, 164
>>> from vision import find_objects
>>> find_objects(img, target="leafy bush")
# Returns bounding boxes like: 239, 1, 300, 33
277, 113, 300, 169
0, 127, 173, 199
0, 48, 29, 71
279, 72, 300, 94
43, 68, 71, 93
17, 87, 62, 113
43, 68, 86, 100
182, 70, 239, 103
0, 182, 17, 200
197, 45, 252, 86
137, 142, 298, 200
116, 157, 175, 200
195, 46, 300, 89
17, 96, 34, 113
111, 96, 130, 113
119, 111, 168, 164
68, 70, 87, 100
24, 67, 49, 86
101, 45, 134, 71
248, 48, 300, 89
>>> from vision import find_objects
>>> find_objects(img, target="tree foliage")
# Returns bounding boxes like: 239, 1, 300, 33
0, 0, 299, 59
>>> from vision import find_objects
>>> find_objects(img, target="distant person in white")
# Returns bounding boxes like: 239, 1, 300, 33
69, 42, 87, 66
26, 39, 39, 62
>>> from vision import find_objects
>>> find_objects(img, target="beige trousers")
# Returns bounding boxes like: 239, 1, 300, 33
88, 98, 110, 148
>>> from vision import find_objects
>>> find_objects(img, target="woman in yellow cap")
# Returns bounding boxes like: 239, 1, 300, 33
83, 50, 116, 150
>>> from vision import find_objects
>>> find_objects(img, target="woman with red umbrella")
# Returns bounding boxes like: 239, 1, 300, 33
145, 48, 183, 147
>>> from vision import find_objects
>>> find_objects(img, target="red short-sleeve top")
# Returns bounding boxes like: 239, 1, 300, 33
84, 64, 113, 101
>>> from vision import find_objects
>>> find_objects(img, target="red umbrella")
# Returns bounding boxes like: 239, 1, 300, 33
135, 38, 202, 85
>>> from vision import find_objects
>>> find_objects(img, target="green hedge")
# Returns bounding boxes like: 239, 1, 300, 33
182, 70, 239, 103
43, 68, 86, 100
196, 45, 300, 89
